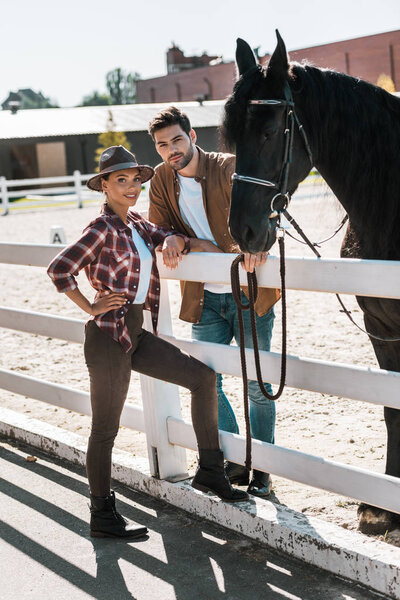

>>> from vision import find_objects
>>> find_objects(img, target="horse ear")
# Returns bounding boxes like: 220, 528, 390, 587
236, 38, 257, 76
267, 29, 289, 86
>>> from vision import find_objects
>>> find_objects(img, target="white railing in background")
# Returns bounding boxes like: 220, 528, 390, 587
0, 242, 400, 514
0, 172, 149, 215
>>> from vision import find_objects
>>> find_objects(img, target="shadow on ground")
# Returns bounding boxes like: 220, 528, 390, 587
0, 437, 387, 600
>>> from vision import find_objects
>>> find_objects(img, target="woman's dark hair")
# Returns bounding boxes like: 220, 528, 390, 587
148, 106, 192, 138
100, 173, 110, 209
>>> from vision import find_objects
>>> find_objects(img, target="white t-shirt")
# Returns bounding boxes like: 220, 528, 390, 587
129, 223, 153, 304
178, 174, 231, 294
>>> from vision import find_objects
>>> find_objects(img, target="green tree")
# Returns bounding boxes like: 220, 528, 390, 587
20, 93, 58, 109
106, 68, 140, 104
95, 110, 131, 170
80, 91, 111, 106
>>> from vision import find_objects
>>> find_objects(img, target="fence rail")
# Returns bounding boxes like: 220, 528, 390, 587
2, 241, 400, 298
0, 242, 399, 514
1, 304, 400, 411
0, 367, 145, 431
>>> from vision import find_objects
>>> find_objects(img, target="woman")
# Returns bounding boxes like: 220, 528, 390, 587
47, 146, 247, 539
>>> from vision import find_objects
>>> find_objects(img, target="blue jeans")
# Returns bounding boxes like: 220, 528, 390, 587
192, 290, 276, 444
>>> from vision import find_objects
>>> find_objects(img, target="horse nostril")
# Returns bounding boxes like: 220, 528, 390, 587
242, 225, 255, 245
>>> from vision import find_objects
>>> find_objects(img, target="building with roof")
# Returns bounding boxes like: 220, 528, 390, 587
166, 44, 220, 74
2, 88, 57, 112
136, 30, 400, 104
0, 101, 225, 180
137, 43, 235, 104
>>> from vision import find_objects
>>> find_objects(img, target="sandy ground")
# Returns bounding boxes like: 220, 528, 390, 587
0, 182, 397, 545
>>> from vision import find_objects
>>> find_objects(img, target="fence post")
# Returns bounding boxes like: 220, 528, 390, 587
73, 170, 83, 209
140, 278, 188, 481
0, 177, 9, 216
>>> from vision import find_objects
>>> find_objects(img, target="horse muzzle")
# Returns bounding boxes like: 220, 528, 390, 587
229, 213, 278, 254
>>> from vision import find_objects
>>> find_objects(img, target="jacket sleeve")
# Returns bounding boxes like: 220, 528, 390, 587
47, 221, 108, 293
222, 154, 236, 187
148, 172, 175, 230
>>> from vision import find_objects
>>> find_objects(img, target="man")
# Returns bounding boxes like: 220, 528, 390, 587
148, 106, 280, 497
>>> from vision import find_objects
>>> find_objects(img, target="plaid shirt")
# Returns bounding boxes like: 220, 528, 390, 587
47, 204, 189, 352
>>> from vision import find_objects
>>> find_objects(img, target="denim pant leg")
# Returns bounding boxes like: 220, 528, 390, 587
192, 291, 239, 434
231, 293, 276, 444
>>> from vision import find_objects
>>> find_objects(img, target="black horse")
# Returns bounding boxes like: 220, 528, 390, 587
221, 31, 400, 535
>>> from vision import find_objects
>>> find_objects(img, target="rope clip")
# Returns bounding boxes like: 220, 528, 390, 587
276, 226, 286, 238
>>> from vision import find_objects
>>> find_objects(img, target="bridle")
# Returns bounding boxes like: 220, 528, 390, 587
231, 71, 313, 219
231, 70, 336, 255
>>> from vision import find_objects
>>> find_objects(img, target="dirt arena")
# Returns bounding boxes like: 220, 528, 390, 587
0, 182, 397, 545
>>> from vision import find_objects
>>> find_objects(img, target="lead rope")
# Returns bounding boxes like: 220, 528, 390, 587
231, 233, 287, 472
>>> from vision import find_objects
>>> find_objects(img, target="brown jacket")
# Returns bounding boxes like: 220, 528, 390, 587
149, 147, 280, 323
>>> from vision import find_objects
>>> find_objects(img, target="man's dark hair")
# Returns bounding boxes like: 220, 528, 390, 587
148, 106, 192, 139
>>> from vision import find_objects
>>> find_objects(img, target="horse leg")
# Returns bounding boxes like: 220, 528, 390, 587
356, 297, 400, 534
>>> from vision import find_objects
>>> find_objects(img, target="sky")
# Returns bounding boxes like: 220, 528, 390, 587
0, 0, 399, 107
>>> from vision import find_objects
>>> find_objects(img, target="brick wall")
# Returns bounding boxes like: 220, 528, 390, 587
136, 62, 236, 103
283, 30, 400, 88
136, 30, 400, 104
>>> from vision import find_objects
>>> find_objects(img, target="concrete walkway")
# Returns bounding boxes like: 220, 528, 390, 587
0, 437, 387, 600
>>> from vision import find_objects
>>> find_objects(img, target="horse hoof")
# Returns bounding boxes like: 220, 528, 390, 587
357, 503, 399, 535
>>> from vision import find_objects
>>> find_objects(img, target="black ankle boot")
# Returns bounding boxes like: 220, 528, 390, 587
225, 461, 250, 485
89, 490, 148, 539
192, 449, 249, 502
247, 470, 271, 497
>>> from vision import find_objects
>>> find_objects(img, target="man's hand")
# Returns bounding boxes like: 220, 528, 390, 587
241, 252, 268, 273
161, 235, 185, 269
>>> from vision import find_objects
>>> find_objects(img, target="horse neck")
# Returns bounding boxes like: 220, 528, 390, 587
292, 66, 400, 258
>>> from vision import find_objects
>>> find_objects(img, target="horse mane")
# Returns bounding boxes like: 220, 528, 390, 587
220, 66, 266, 152
221, 62, 400, 259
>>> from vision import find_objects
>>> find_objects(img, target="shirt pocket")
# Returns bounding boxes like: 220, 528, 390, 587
98, 248, 132, 285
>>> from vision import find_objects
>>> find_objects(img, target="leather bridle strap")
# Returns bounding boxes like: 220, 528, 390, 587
232, 81, 313, 219
231, 174, 276, 188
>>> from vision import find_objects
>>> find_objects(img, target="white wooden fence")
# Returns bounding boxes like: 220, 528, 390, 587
0, 172, 150, 215
0, 172, 98, 215
0, 242, 400, 514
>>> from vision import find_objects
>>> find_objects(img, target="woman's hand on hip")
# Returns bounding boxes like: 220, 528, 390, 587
91, 292, 127, 316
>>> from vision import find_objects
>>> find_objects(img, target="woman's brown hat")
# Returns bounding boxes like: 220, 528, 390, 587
87, 145, 154, 191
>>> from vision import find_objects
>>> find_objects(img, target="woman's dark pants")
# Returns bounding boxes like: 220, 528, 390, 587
84, 304, 219, 496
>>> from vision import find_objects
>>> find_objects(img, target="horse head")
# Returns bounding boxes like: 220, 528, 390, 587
223, 31, 313, 253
